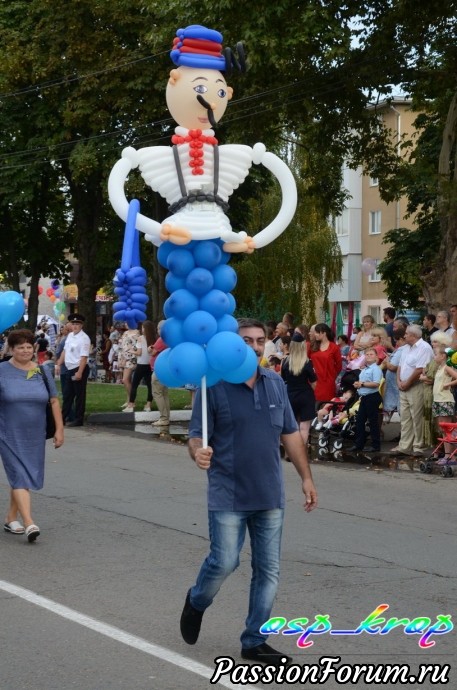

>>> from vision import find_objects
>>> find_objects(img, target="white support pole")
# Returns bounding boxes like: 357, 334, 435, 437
201, 376, 208, 448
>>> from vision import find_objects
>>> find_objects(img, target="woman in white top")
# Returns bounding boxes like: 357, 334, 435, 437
124, 321, 156, 412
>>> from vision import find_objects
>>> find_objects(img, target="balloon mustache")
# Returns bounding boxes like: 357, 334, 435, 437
197, 94, 217, 128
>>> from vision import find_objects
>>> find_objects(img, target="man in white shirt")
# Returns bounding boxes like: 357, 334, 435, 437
391, 325, 433, 456
435, 310, 455, 336
56, 314, 91, 427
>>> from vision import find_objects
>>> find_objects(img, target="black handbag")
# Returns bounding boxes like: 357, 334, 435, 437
39, 366, 56, 439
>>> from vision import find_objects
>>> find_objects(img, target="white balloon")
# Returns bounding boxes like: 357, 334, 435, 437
108, 134, 297, 250
361, 258, 377, 275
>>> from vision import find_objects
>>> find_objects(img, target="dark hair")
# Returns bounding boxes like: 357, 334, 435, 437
393, 328, 406, 341
142, 320, 156, 348
424, 313, 436, 325
295, 324, 309, 340
266, 325, 274, 339
337, 334, 348, 344
237, 318, 267, 335
383, 307, 396, 319
314, 323, 335, 341
7, 329, 35, 348
45, 350, 54, 360
281, 335, 291, 347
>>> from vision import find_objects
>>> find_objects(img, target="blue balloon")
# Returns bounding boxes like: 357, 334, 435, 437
0, 290, 25, 333
165, 272, 186, 293
157, 241, 176, 269
182, 310, 218, 345
154, 349, 186, 387
168, 342, 208, 385
199, 289, 231, 319
206, 332, 248, 372
130, 293, 149, 304
222, 346, 258, 383
226, 292, 236, 314
212, 264, 237, 292
163, 289, 199, 320
113, 301, 128, 311
216, 314, 238, 333
126, 266, 147, 280
128, 276, 148, 287
167, 248, 195, 277
161, 318, 184, 348
219, 246, 231, 264
204, 366, 222, 387
185, 267, 214, 296
193, 240, 222, 269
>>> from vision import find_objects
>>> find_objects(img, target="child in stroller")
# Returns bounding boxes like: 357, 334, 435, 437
311, 384, 358, 460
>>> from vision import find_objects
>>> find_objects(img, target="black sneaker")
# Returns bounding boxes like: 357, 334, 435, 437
180, 590, 204, 645
347, 445, 361, 452
364, 447, 380, 453
241, 642, 292, 665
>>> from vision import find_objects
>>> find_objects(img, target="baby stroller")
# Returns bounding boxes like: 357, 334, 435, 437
311, 387, 359, 461
419, 422, 457, 478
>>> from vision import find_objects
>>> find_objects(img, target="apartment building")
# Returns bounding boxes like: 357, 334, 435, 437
328, 98, 416, 332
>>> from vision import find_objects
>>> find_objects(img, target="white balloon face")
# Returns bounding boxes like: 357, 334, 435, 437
166, 66, 233, 130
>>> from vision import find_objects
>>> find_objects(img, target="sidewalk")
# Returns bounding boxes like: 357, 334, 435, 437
87, 409, 192, 426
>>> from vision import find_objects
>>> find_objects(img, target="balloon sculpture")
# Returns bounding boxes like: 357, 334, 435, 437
112, 199, 149, 328
108, 24, 297, 439
0, 291, 25, 333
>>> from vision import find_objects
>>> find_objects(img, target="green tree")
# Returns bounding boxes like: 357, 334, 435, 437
349, 1, 457, 308
234, 142, 342, 322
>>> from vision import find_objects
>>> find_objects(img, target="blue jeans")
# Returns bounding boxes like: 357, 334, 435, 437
190, 508, 284, 648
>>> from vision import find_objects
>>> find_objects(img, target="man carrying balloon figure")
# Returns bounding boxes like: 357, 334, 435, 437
108, 24, 317, 664
185, 317, 317, 665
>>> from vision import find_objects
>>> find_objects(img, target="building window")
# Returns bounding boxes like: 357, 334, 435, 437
368, 259, 381, 282
369, 177, 379, 187
368, 305, 381, 323
369, 210, 381, 235
333, 208, 349, 236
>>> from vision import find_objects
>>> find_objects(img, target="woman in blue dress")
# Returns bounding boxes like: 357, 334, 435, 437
0, 330, 64, 542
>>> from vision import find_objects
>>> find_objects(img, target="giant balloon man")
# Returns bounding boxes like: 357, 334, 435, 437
108, 24, 297, 443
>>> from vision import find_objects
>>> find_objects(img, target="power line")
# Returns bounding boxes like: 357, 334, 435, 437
0, 50, 169, 99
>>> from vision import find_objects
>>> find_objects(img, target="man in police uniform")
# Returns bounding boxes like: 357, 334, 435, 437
56, 314, 91, 427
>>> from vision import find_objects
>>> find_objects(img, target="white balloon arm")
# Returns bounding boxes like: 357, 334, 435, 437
250, 144, 298, 249
108, 148, 161, 239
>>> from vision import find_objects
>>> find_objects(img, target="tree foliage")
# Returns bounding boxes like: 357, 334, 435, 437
1, 0, 456, 334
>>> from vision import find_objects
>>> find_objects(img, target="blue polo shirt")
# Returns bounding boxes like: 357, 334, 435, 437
358, 362, 383, 396
189, 367, 298, 511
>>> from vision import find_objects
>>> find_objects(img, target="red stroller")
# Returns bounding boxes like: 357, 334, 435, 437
419, 422, 457, 478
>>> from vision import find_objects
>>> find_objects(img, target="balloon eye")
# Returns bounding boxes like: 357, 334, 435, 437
194, 85, 208, 94
217, 89, 226, 98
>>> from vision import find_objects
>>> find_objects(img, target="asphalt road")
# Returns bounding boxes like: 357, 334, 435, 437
0, 427, 455, 690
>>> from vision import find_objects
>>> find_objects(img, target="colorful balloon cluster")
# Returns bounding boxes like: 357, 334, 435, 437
44, 279, 66, 321
445, 348, 457, 369
154, 239, 257, 387
112, 200, 149, 329
0, 291, 26, 332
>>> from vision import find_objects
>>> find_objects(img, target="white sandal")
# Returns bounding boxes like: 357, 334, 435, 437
25, 524, 40, 543
4, 521, 25, 535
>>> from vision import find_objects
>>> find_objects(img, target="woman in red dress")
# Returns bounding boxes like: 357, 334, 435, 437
310, 323, 342, 405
